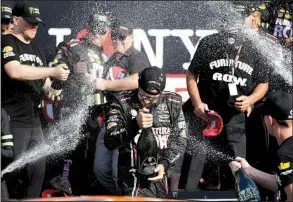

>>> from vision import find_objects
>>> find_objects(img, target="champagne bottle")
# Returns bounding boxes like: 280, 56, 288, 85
137, 126, 158, 177
50, 80, 65, 96
235, 168, 261, 201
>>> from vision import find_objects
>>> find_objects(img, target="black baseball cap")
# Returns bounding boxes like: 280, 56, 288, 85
263, 92, 293, 120
88, 13, 111, 35
1, 3, 13, 21
111, 20, 134, 41
12, 3, 44, 24
138, 66, 166, 95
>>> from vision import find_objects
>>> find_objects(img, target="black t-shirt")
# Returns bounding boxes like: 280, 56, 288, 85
103, 47, 150, 100
274, 136, 293, 201
1, 34, 47, 127
105, 46, 150, 75
188, 32, 269, 125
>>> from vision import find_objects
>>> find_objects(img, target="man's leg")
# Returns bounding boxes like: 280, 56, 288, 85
26, 126, 46, 198
221, 125, 246, 190
225, 126, 246, 159
1, 181, 10, 200
93, 127, 119, 195
168, 153, 184, 191
184, 114, 207, 191
7, 127, 32, 199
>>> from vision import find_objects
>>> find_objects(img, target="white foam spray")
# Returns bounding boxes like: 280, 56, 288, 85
2, 84, 94, 176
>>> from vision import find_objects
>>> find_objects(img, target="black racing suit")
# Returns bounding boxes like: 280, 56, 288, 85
104, 90, 187, 197
52, 38, 109, 112
45, 38, 109, 195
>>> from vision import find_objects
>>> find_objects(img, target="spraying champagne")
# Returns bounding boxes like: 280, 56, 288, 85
229, 157, 261, 201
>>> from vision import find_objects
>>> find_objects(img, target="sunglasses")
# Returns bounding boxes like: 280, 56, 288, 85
138, 88, 159, 103
111, 33, 128, 41
90, 28, 107, 36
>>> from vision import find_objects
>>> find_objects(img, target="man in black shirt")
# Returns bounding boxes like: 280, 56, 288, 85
95, 20, 150, 91
184, 31, 269, 190
93, 20, 150, 195
230, 92, 293, 201
1, 3, 70, 198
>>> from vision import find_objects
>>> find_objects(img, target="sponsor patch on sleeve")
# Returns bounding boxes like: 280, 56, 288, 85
278, 162, 290, 171
3, 46, 13, 53
2, 46, 16, 59
107, 122, 117, 129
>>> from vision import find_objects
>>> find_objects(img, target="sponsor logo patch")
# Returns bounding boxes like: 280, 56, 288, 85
3, 46, 13, 53
278, 162, 290, 170
3, 46, 15, 58
107, 122, 117, 129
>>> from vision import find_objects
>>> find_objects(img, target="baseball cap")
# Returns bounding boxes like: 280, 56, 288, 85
88, 14, 111, 35
111, 20, 134, 41
1, 3, 13, 21
12, 3, 44, 25
138, 66, 166, 95
203, 111, 223, 137
263, 92, 293, 120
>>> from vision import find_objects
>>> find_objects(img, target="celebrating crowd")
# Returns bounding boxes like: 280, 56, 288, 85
1, 1, 292, 201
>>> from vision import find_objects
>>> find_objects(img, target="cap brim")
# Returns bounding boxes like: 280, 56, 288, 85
23, 16, 45, 25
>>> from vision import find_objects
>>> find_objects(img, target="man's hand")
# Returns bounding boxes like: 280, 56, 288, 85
136, 108, 153, 129
52, 64, 70, 81
193, 102, 209, 120
246, 105, 254, 117
45, 88, 61, 102
229, 161, 242, 176
229, 156, 251, 177
244, 11, 261, 30
235, 95, 252, 113
96, 78, 108, 91
148, 164, 165, 181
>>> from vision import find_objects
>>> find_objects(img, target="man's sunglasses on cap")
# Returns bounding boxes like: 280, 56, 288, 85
138, 88, 159, 103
